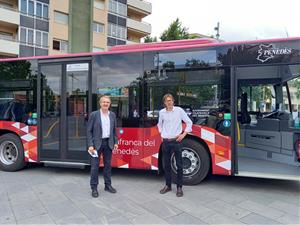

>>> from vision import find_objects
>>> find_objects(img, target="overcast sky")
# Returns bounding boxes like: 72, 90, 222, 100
144, 0, 300, 41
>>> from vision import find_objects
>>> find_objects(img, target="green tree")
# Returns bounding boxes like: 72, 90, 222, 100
290, 78, 300, 99
0, 61, 32, 80
160, 18, 189, 41
242, 86, 273, 111
144, 35, 157, 43
185, 59, 210, 68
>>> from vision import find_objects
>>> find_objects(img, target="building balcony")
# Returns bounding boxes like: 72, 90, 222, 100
127, 0, 152, 17
126, 40, 138, 45
0, 37, 19, 56
0, 4, 20, 26
127, 18, 151, 36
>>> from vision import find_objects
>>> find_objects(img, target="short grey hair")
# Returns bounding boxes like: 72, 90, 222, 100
162, 93, 174, 103
99, 95, 111, 103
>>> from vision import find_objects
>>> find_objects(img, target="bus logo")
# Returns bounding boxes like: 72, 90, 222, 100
257, 44, 292, 63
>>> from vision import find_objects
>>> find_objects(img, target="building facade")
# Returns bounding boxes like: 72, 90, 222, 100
0, 0, 151, 58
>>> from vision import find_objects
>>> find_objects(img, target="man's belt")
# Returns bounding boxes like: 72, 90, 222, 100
163, 138, 177, 142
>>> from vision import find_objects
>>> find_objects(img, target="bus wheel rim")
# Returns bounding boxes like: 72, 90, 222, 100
0, 141, 18, 165
171, 147, 201, 177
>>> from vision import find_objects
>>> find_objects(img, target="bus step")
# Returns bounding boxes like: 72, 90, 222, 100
236, 171, 300, 181
42, 161, 89, 169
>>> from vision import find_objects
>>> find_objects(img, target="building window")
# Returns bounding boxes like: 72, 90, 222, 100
27, 29, 34, 45
20, 0, 49, 19
42, 33, 48, 48
43, 4, 48, 18
94, 0, 105, 10
109, 0, 116, 13
118, 2, 126, 16
20, 0, 27, 13
108, 23, 126, 40
36, 30, 41, 46
28, 0, 34, 15
19, 27, 48, 48
54, 11, 69, 25
20, 28, 27, 43
53, 39, 68, 53
109, 0, 127, 17
34, 30, 48, 47
0, 31, 13, 41
93, 22, 105, 33
36, 2, 42, 17
53, 40, 60, 50
92, 47, 104, 52
108, 23, 115, 36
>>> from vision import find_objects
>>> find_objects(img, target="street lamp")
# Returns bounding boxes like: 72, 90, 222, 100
214, 22, 220, 40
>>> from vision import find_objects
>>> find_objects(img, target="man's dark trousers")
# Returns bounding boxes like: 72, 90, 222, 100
90, 139, 112, 189
162, 140, 183, 188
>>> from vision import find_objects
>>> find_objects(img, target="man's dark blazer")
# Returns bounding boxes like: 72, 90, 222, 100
87, 110, 118, 150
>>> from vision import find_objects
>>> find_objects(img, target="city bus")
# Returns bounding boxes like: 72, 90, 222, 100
0, 37, 299, 184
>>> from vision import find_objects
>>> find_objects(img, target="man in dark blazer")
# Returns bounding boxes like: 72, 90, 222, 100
87, 95, 118, 198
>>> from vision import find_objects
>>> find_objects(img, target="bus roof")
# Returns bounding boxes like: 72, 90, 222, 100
108, 38, 219, 51
0, 37, 299, 62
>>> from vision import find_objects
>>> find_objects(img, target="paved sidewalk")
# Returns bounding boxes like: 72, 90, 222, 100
0, 165, 299, 225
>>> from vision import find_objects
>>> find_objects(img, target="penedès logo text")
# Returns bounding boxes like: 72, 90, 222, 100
257, 44, 292, 63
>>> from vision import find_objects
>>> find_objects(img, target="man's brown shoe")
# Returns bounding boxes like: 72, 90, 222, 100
159, 186, 171, 194
176, 187, 183, 197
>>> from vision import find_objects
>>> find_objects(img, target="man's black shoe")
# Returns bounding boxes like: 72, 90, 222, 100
92, 189, 99, 198
104, 185, 117, 193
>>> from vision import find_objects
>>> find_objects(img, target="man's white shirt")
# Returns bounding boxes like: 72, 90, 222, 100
157, 106, 192, 139
100, 109, 110, 138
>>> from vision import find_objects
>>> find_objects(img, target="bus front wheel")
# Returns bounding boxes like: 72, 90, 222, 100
0, 133, 27, 172
169, 139, 210, 185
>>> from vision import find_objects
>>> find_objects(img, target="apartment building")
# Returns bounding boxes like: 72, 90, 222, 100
0, 0, 20, 58
0, 0, 151, 58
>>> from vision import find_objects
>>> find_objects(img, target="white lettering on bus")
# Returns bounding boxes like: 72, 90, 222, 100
113, 148, 140, 156
118, 138, 142, 146
257, 44, 292, 63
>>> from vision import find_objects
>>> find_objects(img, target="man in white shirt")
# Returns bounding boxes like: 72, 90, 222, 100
87, 95, 118, 198
157, 93, 192, 197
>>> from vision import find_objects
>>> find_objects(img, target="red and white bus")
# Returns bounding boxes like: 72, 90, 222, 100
0, 37, 299, 184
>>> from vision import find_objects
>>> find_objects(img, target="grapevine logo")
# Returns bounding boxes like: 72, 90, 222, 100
257, 44, 292, 63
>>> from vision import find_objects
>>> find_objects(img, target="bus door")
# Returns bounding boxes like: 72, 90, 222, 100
234, 64, 300, 180
38, 60, 91, 163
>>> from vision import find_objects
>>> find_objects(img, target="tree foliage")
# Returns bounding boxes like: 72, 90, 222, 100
0, 61, 32, 80
290, 78, 300, 99
160, 18, 189, 41
144, 35, 157, 43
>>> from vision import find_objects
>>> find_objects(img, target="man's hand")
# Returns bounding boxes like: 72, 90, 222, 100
176, 132, 187, 142
88, 146, 96, 154
113, 144, 118, 150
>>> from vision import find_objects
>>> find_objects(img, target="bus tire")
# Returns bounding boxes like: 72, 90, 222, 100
0, 133, 27, 172
167, 139, 210, 185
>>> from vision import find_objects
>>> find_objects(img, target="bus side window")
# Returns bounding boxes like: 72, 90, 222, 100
93, 53, 143, 128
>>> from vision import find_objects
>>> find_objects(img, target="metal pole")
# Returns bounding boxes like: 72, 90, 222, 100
214, 22, 220, 40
